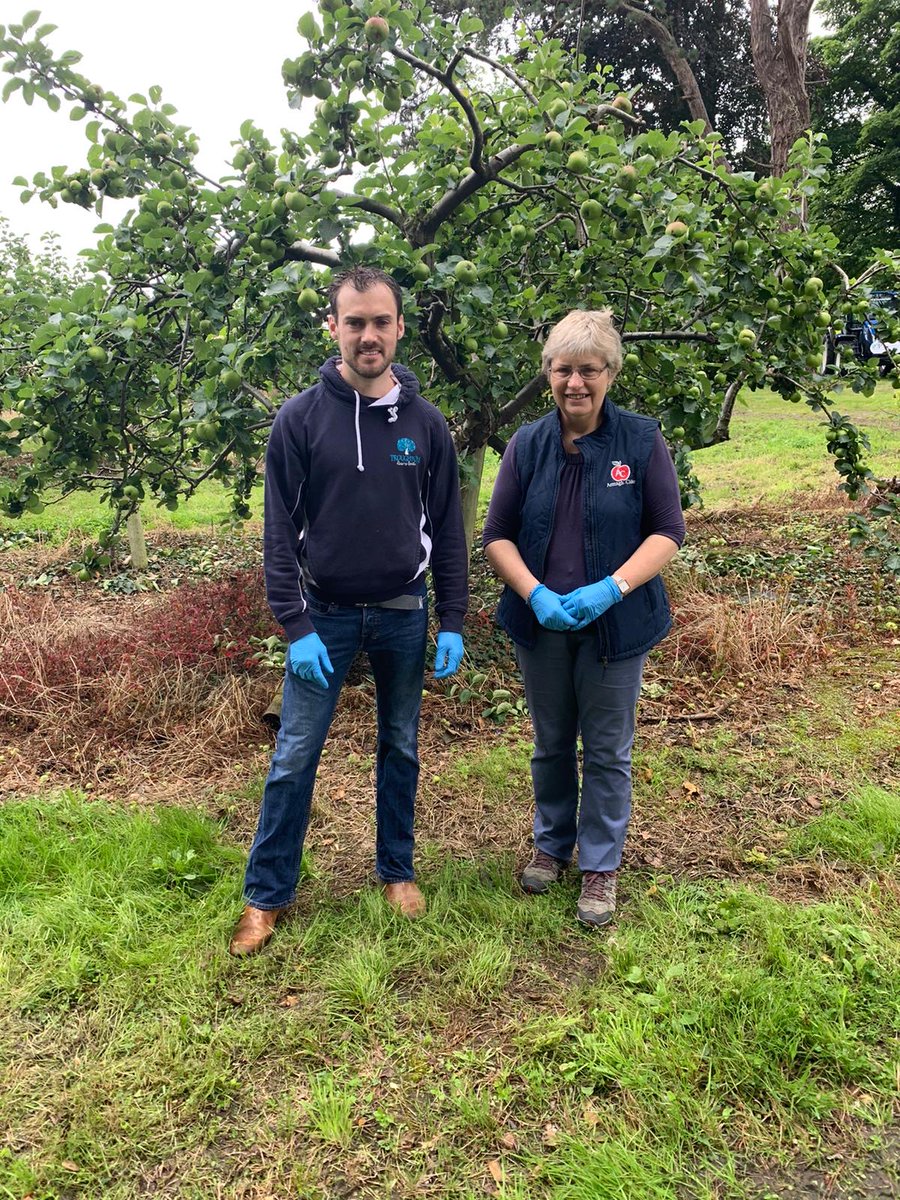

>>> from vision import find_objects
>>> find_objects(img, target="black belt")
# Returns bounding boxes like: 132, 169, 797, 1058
352, 595, 424, 610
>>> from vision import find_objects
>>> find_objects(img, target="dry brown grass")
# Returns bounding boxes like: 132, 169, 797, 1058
0, 584, 277, 800
664, 564, 831, 677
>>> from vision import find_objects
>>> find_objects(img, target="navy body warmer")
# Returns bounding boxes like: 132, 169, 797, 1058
495, 400, 673, 661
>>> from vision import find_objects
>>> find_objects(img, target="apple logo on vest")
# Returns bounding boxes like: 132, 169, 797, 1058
609, 461, 633, 485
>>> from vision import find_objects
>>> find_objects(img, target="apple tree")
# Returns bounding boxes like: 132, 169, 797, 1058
0, 2, 897, 558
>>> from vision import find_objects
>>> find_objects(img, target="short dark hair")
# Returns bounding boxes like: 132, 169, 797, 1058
328, 265, 403, 318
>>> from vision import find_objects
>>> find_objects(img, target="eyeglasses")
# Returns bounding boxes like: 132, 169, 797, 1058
549, 364, 608, 382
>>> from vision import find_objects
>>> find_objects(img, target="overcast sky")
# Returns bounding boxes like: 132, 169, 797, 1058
1, 2, 831, 264
0, 0, 317, 260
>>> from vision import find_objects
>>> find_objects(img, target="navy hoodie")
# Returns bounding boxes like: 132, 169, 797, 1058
264, 357, 468, 641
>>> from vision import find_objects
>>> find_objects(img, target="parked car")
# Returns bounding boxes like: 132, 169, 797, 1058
822, 290, 899, 376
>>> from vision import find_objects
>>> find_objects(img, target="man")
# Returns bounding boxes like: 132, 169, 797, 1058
229, 266, 468, 956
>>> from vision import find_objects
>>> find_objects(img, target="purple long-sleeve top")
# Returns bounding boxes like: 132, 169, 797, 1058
482, 425, 685, 593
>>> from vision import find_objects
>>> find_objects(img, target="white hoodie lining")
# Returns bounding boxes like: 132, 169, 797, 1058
353, 383, 402, 472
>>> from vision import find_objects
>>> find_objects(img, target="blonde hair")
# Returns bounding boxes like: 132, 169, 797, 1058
541, 309, 623, 382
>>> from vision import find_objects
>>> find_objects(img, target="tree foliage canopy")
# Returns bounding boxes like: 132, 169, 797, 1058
811, 0, 900, 273
0, 1, 895, 553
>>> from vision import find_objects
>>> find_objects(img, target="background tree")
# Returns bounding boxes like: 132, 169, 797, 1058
810, 0, 900, 273
0, 1, 895, 559
436, 0, 770, 168
748, 0, 816, 176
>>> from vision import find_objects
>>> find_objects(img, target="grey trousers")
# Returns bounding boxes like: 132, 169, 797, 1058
515, 629, 647, 873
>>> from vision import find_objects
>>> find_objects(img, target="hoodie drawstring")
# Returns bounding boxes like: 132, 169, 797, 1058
354, 390, 364, 472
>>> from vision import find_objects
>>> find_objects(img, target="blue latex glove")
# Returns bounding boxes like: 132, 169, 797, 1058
561, 576, 624, 629
434, 631, 464, 679
528, 584, 579, 632
287, 632, 334, 689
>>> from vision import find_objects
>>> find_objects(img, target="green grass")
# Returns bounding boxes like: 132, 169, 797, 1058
0, 477, 263, 539
478, 382, 899, 515
1, 793, 898, 1199
787, 786, 900, 868
692, 382, 899, 507
2, 384, 895, 540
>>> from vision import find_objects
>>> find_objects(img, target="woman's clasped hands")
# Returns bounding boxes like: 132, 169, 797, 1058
528, 576, 624, 632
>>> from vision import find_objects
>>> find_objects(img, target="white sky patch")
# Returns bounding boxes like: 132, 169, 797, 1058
0, 0, 316, 260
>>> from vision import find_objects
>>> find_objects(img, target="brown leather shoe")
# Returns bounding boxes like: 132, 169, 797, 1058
228, 905, 285, 956
383, 881, 426, 918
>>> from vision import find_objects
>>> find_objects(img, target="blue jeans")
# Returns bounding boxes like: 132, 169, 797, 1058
243, 597, 428, 909
516, 630, 647, 873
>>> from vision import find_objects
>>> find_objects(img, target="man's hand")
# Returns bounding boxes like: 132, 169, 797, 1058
560, 577, 623, 629
287, 632, 334, 689
528, 584, 579, 631
434, 631, 464, 679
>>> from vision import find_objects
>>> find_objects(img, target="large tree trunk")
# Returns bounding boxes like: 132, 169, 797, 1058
749, 0, 815, 175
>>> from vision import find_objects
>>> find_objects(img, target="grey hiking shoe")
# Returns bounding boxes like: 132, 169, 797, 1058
520, 849, 567, 894
577, 870, 617, 928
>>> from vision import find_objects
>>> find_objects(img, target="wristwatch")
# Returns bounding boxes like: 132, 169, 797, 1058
612, 574, 630, 596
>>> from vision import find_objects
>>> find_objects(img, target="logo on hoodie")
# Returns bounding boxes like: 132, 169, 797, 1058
391, 437, 421, 466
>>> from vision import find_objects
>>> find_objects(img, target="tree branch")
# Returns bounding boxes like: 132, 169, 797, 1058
330, 188, 405, 231
498, 372, 547, 426
713, 374, 745, 443
621, 330, 718, 343
416, 143, 534, 244
392, 45, 484, 173
458, 46, 539, 108
283, 241, 342, 268
608, 0, 714, 133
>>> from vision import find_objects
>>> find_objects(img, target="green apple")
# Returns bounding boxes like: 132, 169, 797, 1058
298, 287, 320, 312
412, 262, 431, 282
666, 220, 689, 239
364, 15, 389, 42
566, 150, 589, 175
454, 260, 478, 285
737, 328, 756, 348
580, 198, 603, 222
86, 346, 108, 366
220, 368, 242, 390
383, 85, 402, 112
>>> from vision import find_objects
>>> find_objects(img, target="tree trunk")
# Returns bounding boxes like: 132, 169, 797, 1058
126, 509, 148, 569
749, 0, 815, 175
459, 444, 486, 566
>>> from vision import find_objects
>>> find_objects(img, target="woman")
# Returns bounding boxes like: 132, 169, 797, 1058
483, 309, 685, 928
